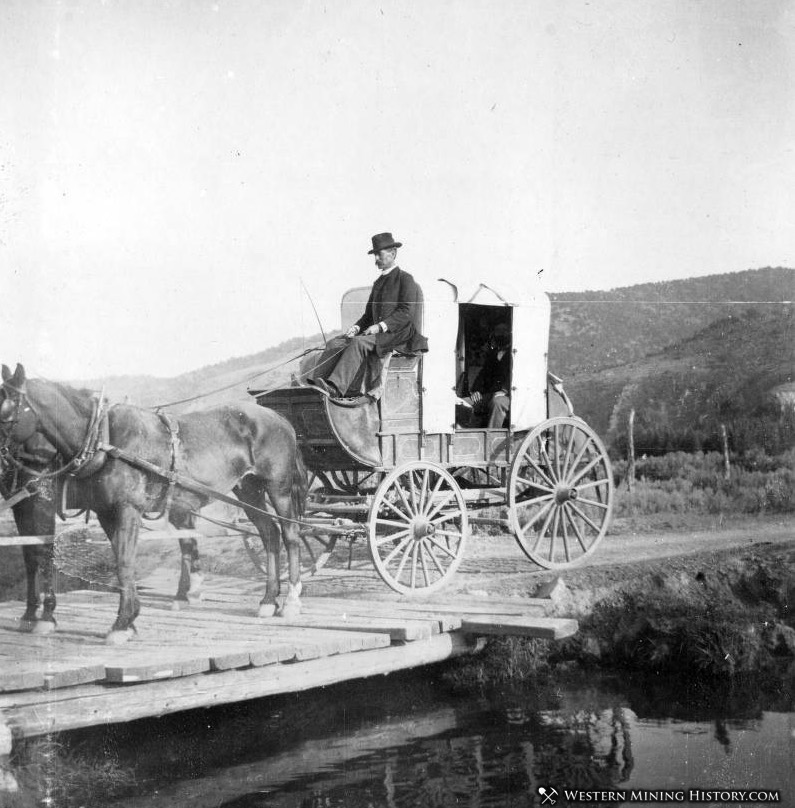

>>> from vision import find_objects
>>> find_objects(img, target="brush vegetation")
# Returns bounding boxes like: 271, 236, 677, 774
612, 449, 795, 519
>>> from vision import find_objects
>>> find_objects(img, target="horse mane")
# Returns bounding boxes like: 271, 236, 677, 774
29, 378, 97, 419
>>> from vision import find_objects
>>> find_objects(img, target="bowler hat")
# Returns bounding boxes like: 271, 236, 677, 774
368, 232, 402, 254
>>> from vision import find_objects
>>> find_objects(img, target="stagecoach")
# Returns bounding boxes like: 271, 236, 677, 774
0, 275, 614, 643
250, 277, 614, 595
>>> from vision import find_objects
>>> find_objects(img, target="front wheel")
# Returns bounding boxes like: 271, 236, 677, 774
368, 461, 469, 595
508, 417, 613, 569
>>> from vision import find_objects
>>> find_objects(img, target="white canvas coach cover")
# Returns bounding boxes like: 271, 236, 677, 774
340, 275, 551, 434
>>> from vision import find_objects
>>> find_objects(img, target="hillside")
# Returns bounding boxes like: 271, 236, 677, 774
74, 332, 333, 412
68, 266, 794, 453
548, 266, 793, 375
564, 305, 795, 453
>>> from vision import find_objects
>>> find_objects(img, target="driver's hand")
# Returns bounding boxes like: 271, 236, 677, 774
470, 391, 483, 406
345, 325, 360, 338
363, 324, 381, 336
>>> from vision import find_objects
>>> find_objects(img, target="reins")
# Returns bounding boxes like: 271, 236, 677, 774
151, 344, 333, 410
94, 440, 310, 530
0, 480, 42, 515
0, 342, 347, 532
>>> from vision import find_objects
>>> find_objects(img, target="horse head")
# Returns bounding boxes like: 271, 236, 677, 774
0, 363, 39, 447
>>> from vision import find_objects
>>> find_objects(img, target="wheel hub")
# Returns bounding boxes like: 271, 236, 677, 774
412, 519, 435, 541
555, 485, 578, 504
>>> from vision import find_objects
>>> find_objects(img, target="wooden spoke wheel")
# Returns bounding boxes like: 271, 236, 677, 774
451, 465, 505, 489
368, 461, 469, 596
508, 416, 613, 569
241, 525, 338, 577
321, 469, 384, 495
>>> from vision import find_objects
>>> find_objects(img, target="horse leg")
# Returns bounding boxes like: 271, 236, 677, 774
98, 506, 141, 645
32, 545, 57, 635
19, 545, 40, 631
270, 491, 303, 618
235, 482, 281, 618
171, 512, 203, 609
174, 537, 203, 607
15, 486, 57, 633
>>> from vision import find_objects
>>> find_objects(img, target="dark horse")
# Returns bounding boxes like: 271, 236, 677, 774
0, 364, 308, 645
0, 434, 60, 634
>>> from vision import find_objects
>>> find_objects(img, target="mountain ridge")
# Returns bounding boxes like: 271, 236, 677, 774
64, 266, 794, 452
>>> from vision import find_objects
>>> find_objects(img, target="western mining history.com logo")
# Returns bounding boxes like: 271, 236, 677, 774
537, 787, 781, 804
538, 787, 559, 805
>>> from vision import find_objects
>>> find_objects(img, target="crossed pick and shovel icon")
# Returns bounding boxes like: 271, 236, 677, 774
538, 786, 558, 805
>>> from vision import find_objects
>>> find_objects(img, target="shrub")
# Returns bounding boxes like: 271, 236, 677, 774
612, 449, 795, 516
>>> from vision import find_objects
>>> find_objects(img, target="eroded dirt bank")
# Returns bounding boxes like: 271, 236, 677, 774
444, 520, 795, 681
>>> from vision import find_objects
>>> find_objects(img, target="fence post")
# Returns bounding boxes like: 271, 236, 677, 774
627, 408, 636, 492
720, 423, 731, 481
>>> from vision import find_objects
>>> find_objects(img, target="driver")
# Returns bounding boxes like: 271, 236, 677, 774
308, 233, 427, 399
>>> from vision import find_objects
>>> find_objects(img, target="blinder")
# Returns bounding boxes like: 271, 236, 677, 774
0, 382, 38, 446
0, 395, 15, 424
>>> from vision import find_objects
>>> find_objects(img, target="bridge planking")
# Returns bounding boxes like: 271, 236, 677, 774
0, 573, 577, 750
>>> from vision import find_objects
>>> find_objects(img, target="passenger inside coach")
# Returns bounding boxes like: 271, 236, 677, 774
456, 305, 513, 428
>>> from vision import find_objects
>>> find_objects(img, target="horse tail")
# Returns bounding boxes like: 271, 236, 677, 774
291, 445, 308, 518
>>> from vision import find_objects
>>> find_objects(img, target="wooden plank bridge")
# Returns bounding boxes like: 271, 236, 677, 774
0, 571, 576, 757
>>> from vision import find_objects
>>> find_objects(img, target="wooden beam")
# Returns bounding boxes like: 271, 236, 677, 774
461, 615, 578, 640
0, 535, 53, 547
0, 528, 203, 548
1, 633, 484, 741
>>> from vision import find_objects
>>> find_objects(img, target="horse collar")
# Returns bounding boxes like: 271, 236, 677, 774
148, 412, 182, 522
71, 397, 111, 479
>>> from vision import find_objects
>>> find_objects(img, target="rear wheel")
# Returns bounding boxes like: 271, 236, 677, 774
319, 469, 383, 494
508, 416, 613, 569
368, 461, 468, 595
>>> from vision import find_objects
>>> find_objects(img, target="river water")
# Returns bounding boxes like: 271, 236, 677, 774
34, 665, 791, 808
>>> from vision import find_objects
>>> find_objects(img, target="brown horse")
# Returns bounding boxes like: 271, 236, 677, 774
0, 434, 59, 633
0, 364, 308, 645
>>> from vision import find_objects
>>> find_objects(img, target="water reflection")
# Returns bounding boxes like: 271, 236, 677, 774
33, 669, 794, 807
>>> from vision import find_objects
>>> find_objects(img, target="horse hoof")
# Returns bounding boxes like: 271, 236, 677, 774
258, 603, 277, 618
277, 600, 302, 619
18, 618, 37, 633
31, 620, 56, 636
105, 628, 136, 646
171, 598, 190, 611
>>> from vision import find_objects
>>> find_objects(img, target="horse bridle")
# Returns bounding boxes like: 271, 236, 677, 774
0, 381, 37, 447
0, 380, 107, 482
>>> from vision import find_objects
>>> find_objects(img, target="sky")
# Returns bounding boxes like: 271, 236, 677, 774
1, 0, 793, 380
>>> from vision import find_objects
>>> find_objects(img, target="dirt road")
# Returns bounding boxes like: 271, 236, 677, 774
223, 516, 795, 606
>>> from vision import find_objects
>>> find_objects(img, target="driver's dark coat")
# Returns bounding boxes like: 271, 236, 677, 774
353, 267, 428, 357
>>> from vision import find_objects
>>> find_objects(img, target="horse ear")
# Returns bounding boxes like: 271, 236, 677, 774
12, 364, 26, 386
1, 365, 11, 382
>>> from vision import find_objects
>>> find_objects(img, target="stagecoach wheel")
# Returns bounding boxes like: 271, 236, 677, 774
508, 416, 613, 570
241, 528, 338, 577
368, 460, 469, 596
326, 469, 383, 494
452, 465, 505, 489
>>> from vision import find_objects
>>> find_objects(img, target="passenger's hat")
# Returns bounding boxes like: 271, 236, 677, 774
368, 232, 402, 254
